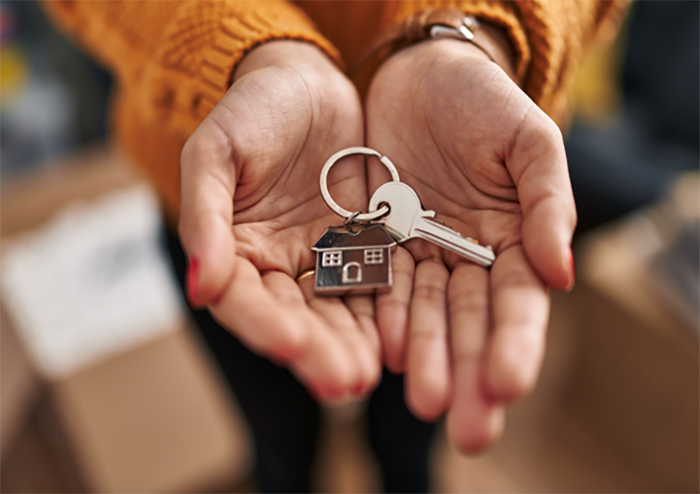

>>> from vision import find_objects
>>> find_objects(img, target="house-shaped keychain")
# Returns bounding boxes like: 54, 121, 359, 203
312, 223, 396, 295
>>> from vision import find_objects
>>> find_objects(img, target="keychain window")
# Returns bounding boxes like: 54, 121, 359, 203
364, 249, 384, 264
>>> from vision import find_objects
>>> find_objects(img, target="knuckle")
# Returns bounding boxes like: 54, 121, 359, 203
452, 344, 484, 364
347, 298, 375, 321
448, 291, 488, 315
500, 265, 538, 290
379, 296, 409, 314
413, 282, 447, 303
411, 327, 443, 342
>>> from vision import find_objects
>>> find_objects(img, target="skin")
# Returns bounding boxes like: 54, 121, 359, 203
179, 32, 576, 453
366, 39, 576, 452
178, 41, 381, 404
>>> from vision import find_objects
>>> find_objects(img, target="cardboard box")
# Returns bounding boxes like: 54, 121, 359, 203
51, 327, 251, 493
1, 147, 252, 492
0, 307, 40, 459
564, 205, 699, 491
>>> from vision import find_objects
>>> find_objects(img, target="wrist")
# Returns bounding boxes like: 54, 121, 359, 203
377, 36, 502, 83
468, 19, 517, 82
410, 17, 517, 83
233, 40, 340, 83
359, 8, 518, 84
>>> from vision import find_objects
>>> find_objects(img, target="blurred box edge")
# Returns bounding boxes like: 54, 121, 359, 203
1, 146, 252, 492
565, 214, 699, 492
1, 305, 41, 459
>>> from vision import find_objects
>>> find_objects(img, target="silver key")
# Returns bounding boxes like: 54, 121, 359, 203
368, 182, 495, 267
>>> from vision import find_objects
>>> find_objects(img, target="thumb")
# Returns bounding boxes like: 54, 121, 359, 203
506, 109, 576, 291
178, 124, 238, 306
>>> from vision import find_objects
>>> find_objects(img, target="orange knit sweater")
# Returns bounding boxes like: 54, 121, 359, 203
43, 0, 629, 219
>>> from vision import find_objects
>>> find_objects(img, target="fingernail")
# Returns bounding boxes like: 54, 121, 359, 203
565, 248, 575, 291
187, 257, 200, 305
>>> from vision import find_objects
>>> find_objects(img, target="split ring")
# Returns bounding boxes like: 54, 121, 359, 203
319, 147, 400, 222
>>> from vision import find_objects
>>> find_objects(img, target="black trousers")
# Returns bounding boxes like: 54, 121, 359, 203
165, 229, 436, 493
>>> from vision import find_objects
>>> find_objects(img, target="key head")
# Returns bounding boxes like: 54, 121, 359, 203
368, 182, 425, 240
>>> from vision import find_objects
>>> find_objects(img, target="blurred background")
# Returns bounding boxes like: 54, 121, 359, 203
1, 1, 697, 493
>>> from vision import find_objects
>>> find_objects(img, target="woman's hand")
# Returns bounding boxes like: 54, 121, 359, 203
366, 38, 576, 451
178, 41, 380, 403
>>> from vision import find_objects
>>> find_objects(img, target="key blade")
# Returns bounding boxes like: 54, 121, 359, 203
412, 218, 495, 267
369, 180, 496, 266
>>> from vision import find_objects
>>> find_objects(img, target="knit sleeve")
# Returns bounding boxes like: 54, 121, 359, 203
43, 0, 341, 136
378, 0, 631, 125
42, 0, 341, 218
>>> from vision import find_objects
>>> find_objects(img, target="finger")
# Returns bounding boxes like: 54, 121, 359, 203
209, 263, 357, 401
268, 272, 370, 403
208, 260, 309, 361
376, 247, 415, 373
446, 262, 504, 454
405, 259, 451, 421
344, 294, 381, 356
506, 109, 576, 290
486, 245, 549, 401
300, 278, 381, 400
178, 123, 238, 306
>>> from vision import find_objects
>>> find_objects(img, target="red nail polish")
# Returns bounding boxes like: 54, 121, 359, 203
187, 257, 200, 305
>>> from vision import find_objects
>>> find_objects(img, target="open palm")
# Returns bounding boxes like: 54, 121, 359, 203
366, 39, 576, 451
179, 42, 380, 402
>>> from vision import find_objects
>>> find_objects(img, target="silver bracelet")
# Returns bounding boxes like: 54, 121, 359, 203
429, 16, 497, 65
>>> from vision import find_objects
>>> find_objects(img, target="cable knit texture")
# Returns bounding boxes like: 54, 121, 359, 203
43, 0, 629, 218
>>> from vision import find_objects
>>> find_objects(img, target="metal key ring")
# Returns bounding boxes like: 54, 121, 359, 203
320, 147, 400, 222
